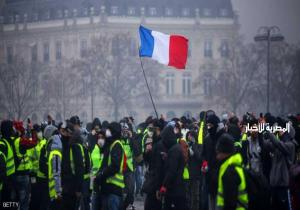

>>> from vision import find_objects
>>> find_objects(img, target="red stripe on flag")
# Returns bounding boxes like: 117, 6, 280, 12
168, 35, 188, 69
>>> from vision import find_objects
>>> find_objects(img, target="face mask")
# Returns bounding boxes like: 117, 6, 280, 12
98, 139, 105, 147
37, 132, 43, 140
148, 131, 153, 138
105, 129, 112, 138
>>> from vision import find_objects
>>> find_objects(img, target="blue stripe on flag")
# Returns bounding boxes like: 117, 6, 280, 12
139, 25, 154, 57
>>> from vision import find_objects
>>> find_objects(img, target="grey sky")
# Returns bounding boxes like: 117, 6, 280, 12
231, 0, 300, 44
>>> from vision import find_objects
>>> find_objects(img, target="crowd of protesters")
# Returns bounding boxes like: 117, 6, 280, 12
0, 111, 299, 210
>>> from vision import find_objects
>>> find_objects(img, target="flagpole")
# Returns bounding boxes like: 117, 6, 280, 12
139, 55, 159, 119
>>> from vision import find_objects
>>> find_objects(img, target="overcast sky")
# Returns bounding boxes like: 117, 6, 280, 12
231, 0, 300, 44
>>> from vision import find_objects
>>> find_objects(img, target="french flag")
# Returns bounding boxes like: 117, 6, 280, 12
139, 25, 189, 70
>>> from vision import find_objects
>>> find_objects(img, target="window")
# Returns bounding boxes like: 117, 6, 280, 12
56, 41, 62, 61
45, 10, 50, 20
31, 44, 37, 63
203, 8, 211, 16
149, 7, 157, 16
111, 6, 118, 15
204, 40, 213, 58
15, 15, 20, 23
33, 13, 38, 21
220, 39, 229, 58
128, 7, 135, 16
182, 8, 190, 16
220, 8, 228, 17
43, 42, 49, 63
80, 39, 87, 58
166, 73, 175, 96
7, 46, 13, 64
57, 10, 63, 19
182, 73, 191, 96
165, 8, 173, 16
83, 8, 88, 16
203, 75, 212, 96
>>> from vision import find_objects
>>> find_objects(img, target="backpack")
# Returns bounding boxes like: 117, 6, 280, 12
242, 168, 271, 210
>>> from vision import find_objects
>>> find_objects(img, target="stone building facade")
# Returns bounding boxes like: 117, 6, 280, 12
0, 0, 238, 123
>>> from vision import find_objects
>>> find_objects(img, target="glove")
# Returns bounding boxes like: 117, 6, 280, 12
189, 148, 194, 156
159, 186, 167, 194
201, 160, 208, 174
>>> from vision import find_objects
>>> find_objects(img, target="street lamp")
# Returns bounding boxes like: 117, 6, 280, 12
254, 26, 284, 113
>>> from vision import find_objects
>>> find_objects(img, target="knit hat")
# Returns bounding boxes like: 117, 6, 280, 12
216, 134, 235, 154
207, 115, 220, 127
43, 125, 57, 140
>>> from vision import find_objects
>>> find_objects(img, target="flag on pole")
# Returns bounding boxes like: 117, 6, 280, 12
139, 25, 189, 70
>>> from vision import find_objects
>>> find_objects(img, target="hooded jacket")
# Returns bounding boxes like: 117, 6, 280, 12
62, 131, 85, 194
99, 122, 124, 196
50, 135, 62, 196
264, 132, 296, 187
202, 122, 225, 196
161, 126, 186, 197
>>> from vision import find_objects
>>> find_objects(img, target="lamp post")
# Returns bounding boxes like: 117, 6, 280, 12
254, 26, 284, 113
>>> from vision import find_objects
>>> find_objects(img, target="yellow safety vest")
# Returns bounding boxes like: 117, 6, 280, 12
14, 137, 30, 172
48, 149, 62, 199
216, 153, 248, 210
0, 151, 6, 191
70, 143, 90, 180
27, 138, 46, 175
91, 144, 103, 176
198, 120, 205, 144
106, 140, 125, 188
122, 138, 133, 172
234, 133, 247, 149
0, 139, 15, 176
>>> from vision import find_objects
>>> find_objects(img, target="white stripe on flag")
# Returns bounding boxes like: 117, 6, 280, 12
151, 31, 170, 65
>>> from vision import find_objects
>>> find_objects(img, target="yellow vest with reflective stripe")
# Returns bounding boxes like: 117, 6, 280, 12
106, 140, 125, 188
0, 139, 15, 176
70, 143, 90, 179
216, 153, 248, 210
0, 151, 6, 191
27, 138, 46, 175
48, 149, 62, 199
122, 138, 133, 172
14, 137, 30, 171
91, 144, 103, 176
198, 120, 205, 144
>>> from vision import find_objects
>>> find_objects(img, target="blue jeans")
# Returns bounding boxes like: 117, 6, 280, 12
91, 191, 102, 210
134, 166, 143, 195
13, 175, 30, 210
102, 194, 122, 210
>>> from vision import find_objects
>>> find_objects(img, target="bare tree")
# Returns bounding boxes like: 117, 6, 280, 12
73, 33, 160, 121
0, 56, 46, 120
269, 43, 300, 114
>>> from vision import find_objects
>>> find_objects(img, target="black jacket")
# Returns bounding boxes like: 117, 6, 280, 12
161, 126, 185, 197
202, 128, 225, 196
188, 142, 202, 180
100, 139, 124, 196
0, 152, 6, 183
61, 135, 85, 194
221, 163, 241, 210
